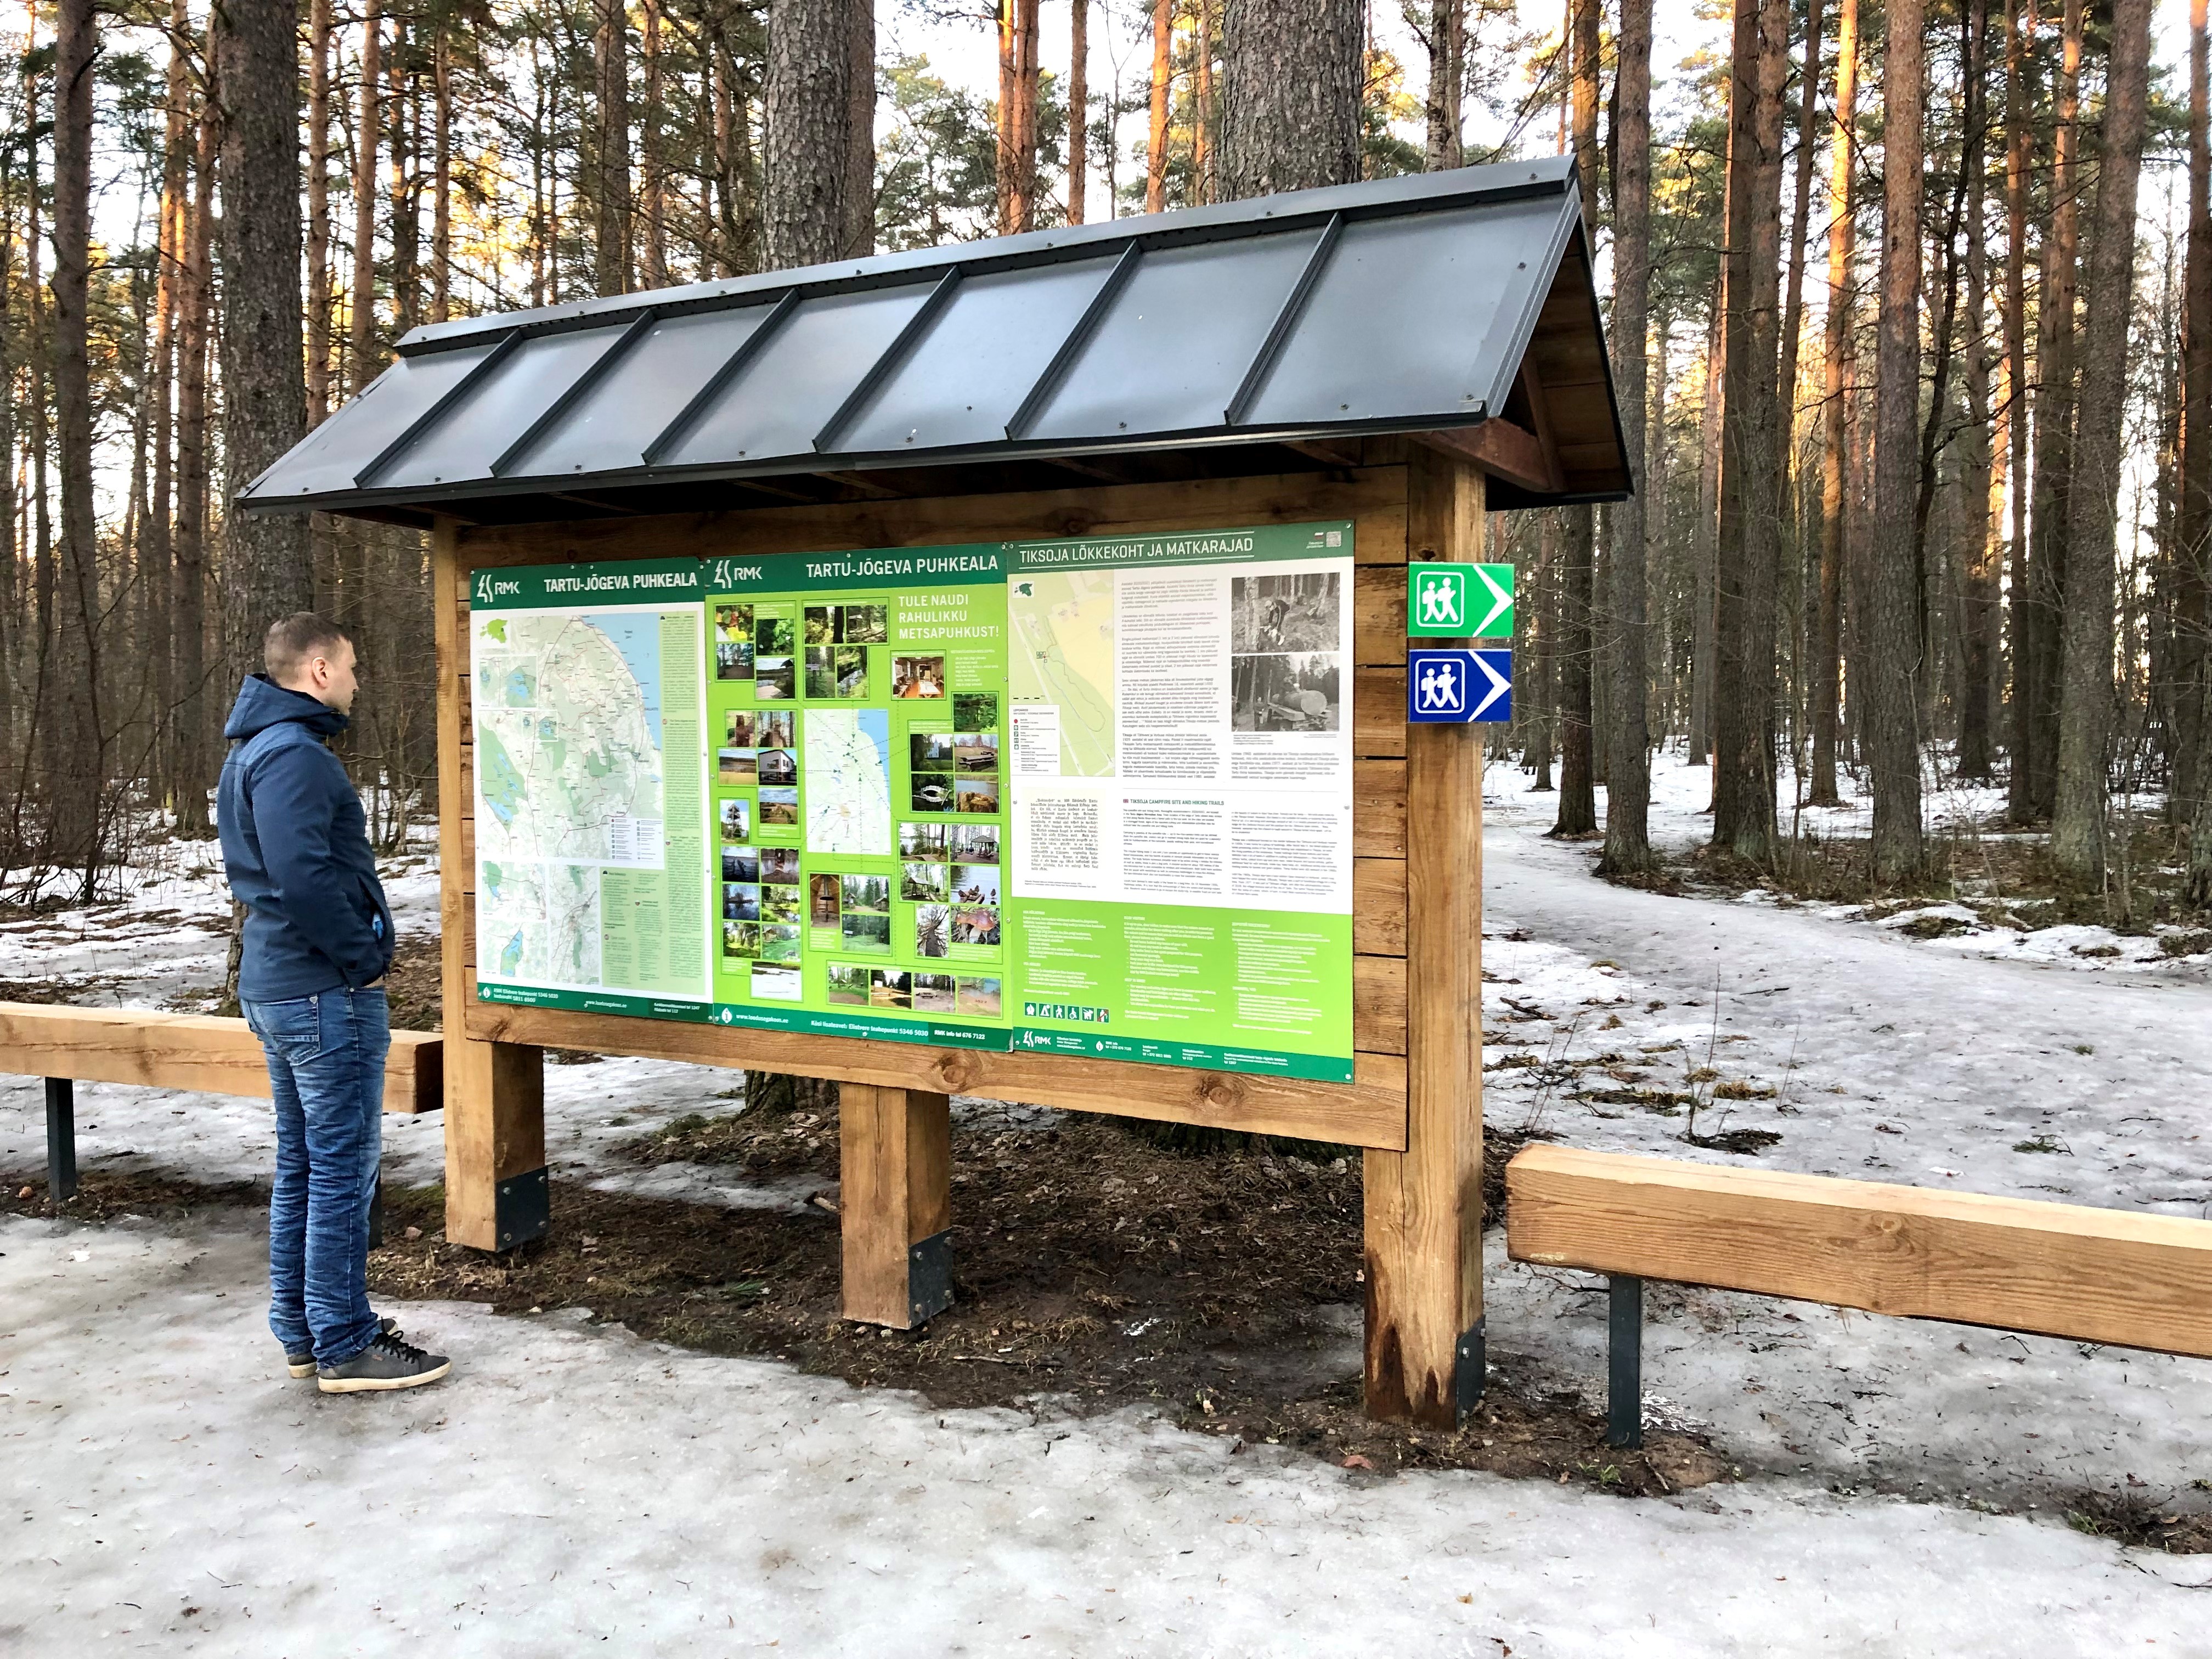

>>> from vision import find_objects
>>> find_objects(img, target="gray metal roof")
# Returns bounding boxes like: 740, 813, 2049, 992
241, 156, 1627, 522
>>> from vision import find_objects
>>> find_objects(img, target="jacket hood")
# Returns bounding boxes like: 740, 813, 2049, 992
222, 674, 351, 742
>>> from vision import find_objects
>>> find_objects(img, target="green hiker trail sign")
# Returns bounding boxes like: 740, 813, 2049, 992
1407, 562, 1514, 639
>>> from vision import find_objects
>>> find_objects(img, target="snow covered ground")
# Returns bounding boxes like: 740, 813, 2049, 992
6, 758, 2212, 1651
8, 1215, 2209, 1656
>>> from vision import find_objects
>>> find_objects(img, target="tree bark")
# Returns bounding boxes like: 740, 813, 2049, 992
1425, 0, 1464, 170
762, 0, 854, 269
1711, 0, 1788, 859
1217, 0, 1361, 200
1866, 0, 1927, 882
594, 0, 633, 294
1808, 0, 1859, 806
2003, 0, 2035, 811
1146, 0, 1171, 212
219, 0, 314, 692
1068, 0, 1088, 223
1956, 0, 2000, 781
349, 0, 383, 397
1551, 0, 1602, 837
52, 0, 102, 883
2051, 0, 2154, 881
2016, 0, 2083, 824
1599, 0, 1655, 876
306, 0, 333, 419
1689, 296, 1723, 768
2187, 0, 2212, 898
173, 82, 216, 837
433, 27, 454, 318
844, 0, 874, 255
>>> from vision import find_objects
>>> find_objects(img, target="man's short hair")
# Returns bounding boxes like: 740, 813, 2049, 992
265, 613, 351, 684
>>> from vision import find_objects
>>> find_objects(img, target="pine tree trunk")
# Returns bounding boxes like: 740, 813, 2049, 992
1957, 0, 2000, 782
2051, 0, 2154, 881
761, 0, 854, 269
1689, 297, 1723, 768
641, 0, 667, 287
350, 0, 383, 398
2002, 0, 2036, 815
52, 0, 103, 887
1425, 0, 1465, 170
1217, 0, 1362, 199
1867, 0, 1928, 883
1068, 0, 1088, 223
2017, 0, 2083, 825
594, 0, 633, 294
306, 0, 332, 418
1550, 0, 1601, 838
1146, 0, 1171, 212
1599, 0, 1655, 876
843, 0, 874, 255
1711, 0, 1788, 860
1807, 0, 1857, 805
2186, 0, 2212, 898
218, 0, 314, 686
173, 87, 215, 838
433, 29, 453, 319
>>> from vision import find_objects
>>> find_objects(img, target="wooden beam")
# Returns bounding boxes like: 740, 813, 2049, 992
453, 467, 1410, 567
0, 1002, 440, 1114
839, 1084, 953, 1328
1506, 1144, 2212, 1360
467, 998, 1408, 1148
812, 470, 903, 500
434, 515, 548, 1251
1417, 419, 1560, 498
1283, 438, 1365, 468
1364, 448, 1486, 1428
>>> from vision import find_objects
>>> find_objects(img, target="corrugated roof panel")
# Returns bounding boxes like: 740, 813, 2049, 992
247, 341, 505, 500
1240, 196, 1563, 429
518, 304, 782, 477
658, 285, 934, 467
1023, 228, 1323, 442
835, 256, 1120, 455
372, 325, 630, 489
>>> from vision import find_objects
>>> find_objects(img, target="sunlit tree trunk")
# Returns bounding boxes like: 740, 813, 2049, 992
762, 0, 854, 269
1146, 0, 1171, 212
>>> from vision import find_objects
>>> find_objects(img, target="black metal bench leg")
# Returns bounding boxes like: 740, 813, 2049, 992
1607, 1273, 1643, 1449
368, 1172, 384, 1250
46, 1077, 77, 1203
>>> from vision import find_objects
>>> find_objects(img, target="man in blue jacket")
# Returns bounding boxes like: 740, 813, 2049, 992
219, 614, 449, 1394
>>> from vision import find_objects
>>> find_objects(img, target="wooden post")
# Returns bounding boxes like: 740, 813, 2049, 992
433, 518, 549, 1251
1364, 450, 1486, 1426
839, 1082, 953, 1328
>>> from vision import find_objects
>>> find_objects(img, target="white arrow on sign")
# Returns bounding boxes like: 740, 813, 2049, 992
1469, 651, 1511, 720
1474, 565, 1514, 635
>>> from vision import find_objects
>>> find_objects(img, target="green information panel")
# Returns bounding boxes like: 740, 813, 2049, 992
468, 523, 1358, 1082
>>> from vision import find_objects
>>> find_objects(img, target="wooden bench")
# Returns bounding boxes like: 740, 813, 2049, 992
1504, 1143, 2212, 1448
0, 1002, 442, 1210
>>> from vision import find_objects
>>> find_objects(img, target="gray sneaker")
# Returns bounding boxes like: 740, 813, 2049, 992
317, 1328, 451, 1394
285, 1316, 398, 1379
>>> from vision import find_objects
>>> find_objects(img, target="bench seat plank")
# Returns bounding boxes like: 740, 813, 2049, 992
0, 1002, 442, 1115
1505, 1143, 2212, 1359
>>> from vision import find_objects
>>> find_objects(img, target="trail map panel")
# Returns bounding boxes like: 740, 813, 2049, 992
470, 561, 712, 1020
1005, 523, 1358, 1082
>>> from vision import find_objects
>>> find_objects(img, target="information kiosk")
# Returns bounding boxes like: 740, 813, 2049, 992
242, 156, 1629, 1426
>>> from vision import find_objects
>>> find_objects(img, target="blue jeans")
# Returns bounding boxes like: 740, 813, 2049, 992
244, 986, 389, 1367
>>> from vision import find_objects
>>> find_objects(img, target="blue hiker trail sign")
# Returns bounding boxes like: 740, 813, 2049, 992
1407, 648, 1513, 723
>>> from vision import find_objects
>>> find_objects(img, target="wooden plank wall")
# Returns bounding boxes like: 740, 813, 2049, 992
444, 466, 1415, 1148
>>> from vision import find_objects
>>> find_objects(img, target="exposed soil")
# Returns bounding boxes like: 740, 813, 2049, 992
1, 1108, 1722, 1500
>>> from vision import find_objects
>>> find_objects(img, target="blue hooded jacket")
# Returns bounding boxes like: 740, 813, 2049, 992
217, 675, 397, 1002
